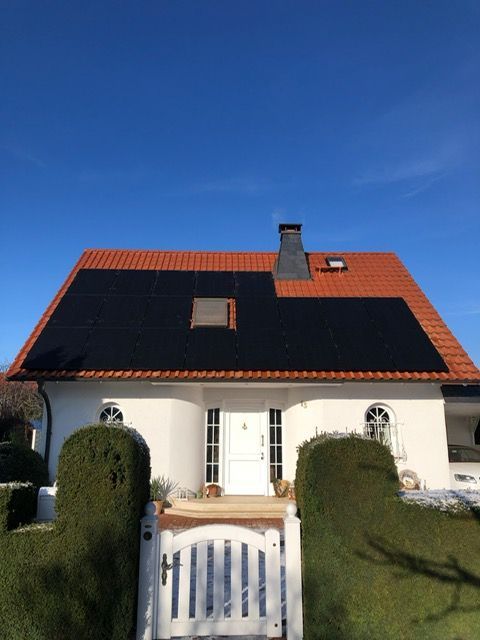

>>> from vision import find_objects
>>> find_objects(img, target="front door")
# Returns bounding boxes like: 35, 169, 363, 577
224, 408, 266, 495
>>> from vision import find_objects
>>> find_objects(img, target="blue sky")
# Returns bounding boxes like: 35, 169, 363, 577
1, 1, 479, 366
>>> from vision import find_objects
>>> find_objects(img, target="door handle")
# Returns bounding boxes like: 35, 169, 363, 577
261, 452, 264, 460
261, 435, 264, 446
161, 553, 182, 586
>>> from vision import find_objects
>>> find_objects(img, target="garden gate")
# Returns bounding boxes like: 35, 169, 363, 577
136, 502, 303, 640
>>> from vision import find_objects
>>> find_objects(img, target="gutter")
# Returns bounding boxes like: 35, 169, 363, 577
37, 382, 52, 467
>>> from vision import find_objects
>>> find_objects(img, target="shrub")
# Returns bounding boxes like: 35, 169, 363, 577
52, 423, 151, 638
0, 442, 49, 488
0, 482, 36, 531
0, 422, 151, 640
296, 435, 480, 640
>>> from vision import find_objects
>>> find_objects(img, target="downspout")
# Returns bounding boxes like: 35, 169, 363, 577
37, 382, 52, 467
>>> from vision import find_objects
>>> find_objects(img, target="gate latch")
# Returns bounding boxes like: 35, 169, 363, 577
161, 553, 182, 586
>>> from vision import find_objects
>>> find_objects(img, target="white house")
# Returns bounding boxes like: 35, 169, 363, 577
8, 224, 480, 493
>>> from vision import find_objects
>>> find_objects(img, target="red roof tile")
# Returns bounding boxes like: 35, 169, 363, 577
7, 249, 480, 382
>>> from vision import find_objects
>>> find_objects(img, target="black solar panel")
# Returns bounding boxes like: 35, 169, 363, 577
96, 295, 149, 327
49, 295, 104, 327
67, 269, 117, 295
131, 328, 188, 370
235, 272, 275, 297
152, 271, 195, 296
195, 272, 235, 297
236, 297, 282, 329
186, 328, 237, 370
285, 328, 339, 370
237, 328, 289, 370
110, 270, 156, 295
320, 299, 396, 371
22, 268, 449, 374
143, 296, 192, 328
22, 327, 90, 370
81, 327, 139, 370
278, 298, 325, 329
364, 298, 448, 372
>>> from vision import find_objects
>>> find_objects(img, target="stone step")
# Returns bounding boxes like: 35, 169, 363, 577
167, 496, 290, 519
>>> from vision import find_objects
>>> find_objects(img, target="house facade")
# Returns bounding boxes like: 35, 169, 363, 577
8, 225, 480, 493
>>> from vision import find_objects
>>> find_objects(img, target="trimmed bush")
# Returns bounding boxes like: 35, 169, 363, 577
297, 435, 480, 640
0, 442, 49, 488
0, 482, 36, 531
0, 422, 151, 640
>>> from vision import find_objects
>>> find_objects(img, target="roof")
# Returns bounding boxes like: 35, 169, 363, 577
7, 248, 480, 382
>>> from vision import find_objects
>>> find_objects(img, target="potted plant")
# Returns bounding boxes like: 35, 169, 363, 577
150, 475, 179, 514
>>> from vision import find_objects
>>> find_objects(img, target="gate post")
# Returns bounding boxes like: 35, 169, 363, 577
136, 502, 159, 640
284, 502, 303, 640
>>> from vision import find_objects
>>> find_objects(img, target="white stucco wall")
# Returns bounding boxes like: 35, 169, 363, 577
40, 381, 204, 490
38, 380, 452, 491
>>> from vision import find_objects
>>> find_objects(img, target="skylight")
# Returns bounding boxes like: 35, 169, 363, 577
326, 256, 347, 270
192, 298, 228, 327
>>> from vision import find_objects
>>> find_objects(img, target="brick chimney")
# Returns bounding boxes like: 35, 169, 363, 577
274, 223, 311, 280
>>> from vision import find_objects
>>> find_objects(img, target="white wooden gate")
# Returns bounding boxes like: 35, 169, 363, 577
136, 502, 303, 640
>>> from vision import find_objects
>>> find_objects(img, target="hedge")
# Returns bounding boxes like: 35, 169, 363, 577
0, 482, 36, 532
0, 423, 151, 640
296, 435, 480, 640
0, 442, 49, 488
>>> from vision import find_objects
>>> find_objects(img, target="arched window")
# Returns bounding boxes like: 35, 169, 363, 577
99, 405, 124, 424
365, 405, 392, 448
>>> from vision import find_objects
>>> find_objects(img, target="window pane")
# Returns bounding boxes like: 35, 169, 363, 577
213, 464, 219, 482
276, 409, 282, 425
270, 445, 276, 462
207, 425, 212, 443
276, 464, 283, 480
207, 408, 213, 424
277, 448, 282, 463
214, 408, 220, 424
207, 447, 212, 463
269, 408, 275, 424
213, 446, 219, 463
270, 426, 275, 443
213, 425, 219, 444
276, 426, 282, 444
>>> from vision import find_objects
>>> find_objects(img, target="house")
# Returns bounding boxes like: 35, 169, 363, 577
7, 224, 480, 493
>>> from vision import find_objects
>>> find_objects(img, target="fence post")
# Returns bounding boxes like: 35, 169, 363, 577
284, 501, 303, 640
136, 502, 159, 640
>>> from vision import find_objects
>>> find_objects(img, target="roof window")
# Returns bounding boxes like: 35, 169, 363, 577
326, 256, 347, 270
192, 298, 228, 327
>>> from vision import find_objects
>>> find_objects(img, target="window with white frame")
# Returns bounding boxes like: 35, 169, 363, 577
99, 405, 124, 424
269, 408, 283, 481
364, 405, 400, 456
205, 408, 220, 483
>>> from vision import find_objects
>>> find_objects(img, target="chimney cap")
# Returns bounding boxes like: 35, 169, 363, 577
278, 223, 302, 234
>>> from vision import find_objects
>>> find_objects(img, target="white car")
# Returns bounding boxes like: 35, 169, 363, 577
448, 444, 480, 490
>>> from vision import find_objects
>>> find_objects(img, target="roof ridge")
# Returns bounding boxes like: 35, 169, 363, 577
81, 248, 399, 256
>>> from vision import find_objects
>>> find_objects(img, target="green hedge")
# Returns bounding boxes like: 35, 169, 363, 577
0, 442, 49, 488
296, 435, 480, 640
0, 423, 151, 640
0, 482, 36, 532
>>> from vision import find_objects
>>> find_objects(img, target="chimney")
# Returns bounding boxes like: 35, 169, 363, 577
274, 223, 311, 280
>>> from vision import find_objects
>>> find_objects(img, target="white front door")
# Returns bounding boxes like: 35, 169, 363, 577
224, 407, 266, 495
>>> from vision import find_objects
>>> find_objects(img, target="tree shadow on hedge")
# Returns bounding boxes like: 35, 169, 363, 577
358, 533, 480, 624
21, 523, 137, 640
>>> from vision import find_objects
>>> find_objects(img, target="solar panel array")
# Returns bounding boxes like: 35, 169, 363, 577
22, 269, 448, 372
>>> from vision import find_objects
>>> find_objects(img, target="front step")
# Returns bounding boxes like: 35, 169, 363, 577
168, 495, 289, 519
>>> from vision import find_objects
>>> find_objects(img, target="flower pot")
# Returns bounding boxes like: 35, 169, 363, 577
153, 500, 164, 515
206, 483, 221, 497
